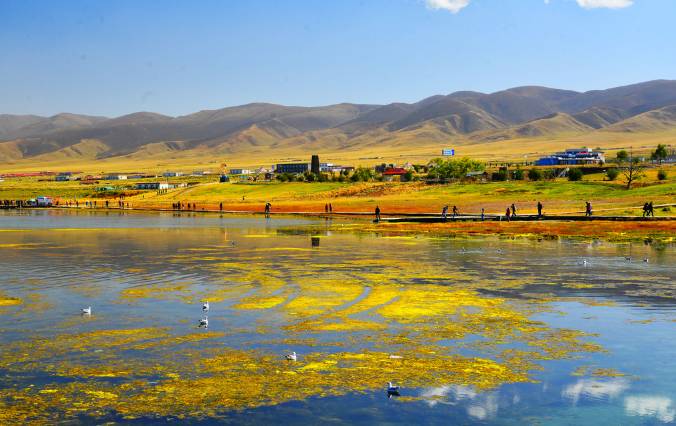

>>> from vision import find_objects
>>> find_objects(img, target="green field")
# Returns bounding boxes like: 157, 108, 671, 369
2, 167, 673, 216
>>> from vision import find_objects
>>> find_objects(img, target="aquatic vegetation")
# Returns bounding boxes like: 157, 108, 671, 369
0, 293, 22, 307
0, 213, 672, 423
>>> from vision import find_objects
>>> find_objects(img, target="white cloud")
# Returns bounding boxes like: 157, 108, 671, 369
425, 0, 635, 13
576, 0, 634, 9
562, 378, 630, 405
425, 0, 471, 13
625, 395, 675, 423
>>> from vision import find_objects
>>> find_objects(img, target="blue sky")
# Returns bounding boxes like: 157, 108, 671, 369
1, 0, 674, 117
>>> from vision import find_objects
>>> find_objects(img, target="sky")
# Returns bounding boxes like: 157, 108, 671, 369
1, 0, 675, 117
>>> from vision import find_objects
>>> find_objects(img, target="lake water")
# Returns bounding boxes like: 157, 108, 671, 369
0, 209, 675, 425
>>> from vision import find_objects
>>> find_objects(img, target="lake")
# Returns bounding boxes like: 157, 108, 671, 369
0, 209, 675, 425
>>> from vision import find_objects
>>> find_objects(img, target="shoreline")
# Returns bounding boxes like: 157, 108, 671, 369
4, 206, 675, 244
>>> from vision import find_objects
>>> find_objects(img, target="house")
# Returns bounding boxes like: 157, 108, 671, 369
163, 171, 183, 177
382, 167, 408, 182
135, 182, 170, 190
465, 171, 489, 182
535, 148, 605, 166
275, 163, 309, 174
55, 175, 70, 181
106, 174, 127, 180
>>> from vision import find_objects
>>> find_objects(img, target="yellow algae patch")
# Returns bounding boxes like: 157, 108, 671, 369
591, 368, 627, 377
339, 285, 401, 316
251, 247, 315, 252
119, 284, 192, 302
236, 295, 287, 310
0, 294, 22, 307
378, 288, 500, 323
84, 390, 118, 400
0, 243, 45, 249
288, 318, 387, 333
283, 280, 363, 317
572, 366, 627, 377
299, 359, 338, 372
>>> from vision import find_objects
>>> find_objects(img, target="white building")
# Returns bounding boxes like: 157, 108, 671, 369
163, 172, 183, 177
106, 174, 127, 180
135, 182, 170, 190
229, 168, 252, 175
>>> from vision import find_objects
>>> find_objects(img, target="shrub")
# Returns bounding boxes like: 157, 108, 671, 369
512, 168, 525, 180
527, 168, 542, 181
606, 168, 619, 181
568, 168, 583, 181
657, 169, 668, 181
491, 168, 509, 182
542, 169, 556, 180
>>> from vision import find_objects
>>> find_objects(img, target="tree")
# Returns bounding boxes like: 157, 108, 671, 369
621, 155, 645, 189
657, 169, 668, 181
568, 168, 583, 181
606, 168, 619, 181
651, 144, 668, 164
528, 168, 542, 181
426, 158, 485, 181
616, 150, 628, 163
512, 167, 525, 180
350, 167, 376, 182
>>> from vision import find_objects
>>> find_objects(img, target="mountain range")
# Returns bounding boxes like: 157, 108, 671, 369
2, 80, 676, 163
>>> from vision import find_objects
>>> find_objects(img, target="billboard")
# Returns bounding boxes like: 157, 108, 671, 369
442, 149, 455, 156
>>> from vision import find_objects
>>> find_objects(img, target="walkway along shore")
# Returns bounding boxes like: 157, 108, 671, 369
7, 203, 676, 222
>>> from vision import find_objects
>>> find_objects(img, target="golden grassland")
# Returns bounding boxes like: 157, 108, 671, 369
1, 128, 674, 173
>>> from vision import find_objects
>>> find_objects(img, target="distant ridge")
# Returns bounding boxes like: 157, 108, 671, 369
1, 80, 676, 162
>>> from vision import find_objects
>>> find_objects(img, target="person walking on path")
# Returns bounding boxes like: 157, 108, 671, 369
375, 206, 381, 223
505, 207, 511, 222
585, 201, 593, 217
642, 202, 649, 217
264, 202, 271, 217
441, 205, 448, 221
537, 201, 543, 219
481, 208, 485, 221
511, 203, 517, 217
648, 201, 655, 217
329, 203, 333, 214
219, 202, 223, 212
452, 206, 459, 219
325, 203, 329, 214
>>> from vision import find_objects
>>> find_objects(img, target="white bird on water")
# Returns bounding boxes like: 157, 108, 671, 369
81, 306, 91, 315
202, 301, 209, 312
643, 258, 649, 263
199, 317, 209, 328
387, 382, 400, 393
582, 259, 588, 266
285, 351, 297, 361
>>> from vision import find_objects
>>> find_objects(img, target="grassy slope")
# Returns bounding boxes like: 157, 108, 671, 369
1, 128, 675, 174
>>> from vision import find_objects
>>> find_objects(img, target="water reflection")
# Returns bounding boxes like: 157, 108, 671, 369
562, 378, 630, 404
625, 395, 675, 423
